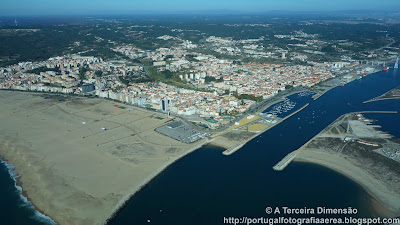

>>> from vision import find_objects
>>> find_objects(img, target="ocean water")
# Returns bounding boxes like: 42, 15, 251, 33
1, 68, 400, 224
0, 158, 56, 225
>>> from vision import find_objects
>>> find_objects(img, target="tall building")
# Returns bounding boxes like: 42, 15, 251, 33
82, 83, 95, 93
281, 52, 286, 60
162, 98, 169, 112
395, 57, 399, 69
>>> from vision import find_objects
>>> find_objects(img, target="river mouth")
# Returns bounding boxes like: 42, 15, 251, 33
107, 69, 400, 225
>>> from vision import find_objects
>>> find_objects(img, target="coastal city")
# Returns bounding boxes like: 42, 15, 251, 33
0, 51, 335, 113
2, 31, 389, 129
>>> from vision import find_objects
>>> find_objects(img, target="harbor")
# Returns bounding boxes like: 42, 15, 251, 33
221, 102, 310, 156
108, 66, 400, 225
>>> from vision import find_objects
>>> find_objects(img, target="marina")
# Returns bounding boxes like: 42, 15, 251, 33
264, 98, 297, 116
262, 91, 313, 118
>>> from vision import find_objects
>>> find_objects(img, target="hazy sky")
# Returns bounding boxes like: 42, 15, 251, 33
1, 0, 400, 15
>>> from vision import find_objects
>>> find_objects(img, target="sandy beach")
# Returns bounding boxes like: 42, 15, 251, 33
294, 150, 400, 216
0, 91, 209, 225
288, 113, 400, 216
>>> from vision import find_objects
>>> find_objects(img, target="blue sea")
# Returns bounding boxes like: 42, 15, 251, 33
0, 158, 56, 225
1, 68, 400, 224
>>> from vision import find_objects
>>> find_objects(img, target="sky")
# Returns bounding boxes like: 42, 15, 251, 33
1, 0, 400, 16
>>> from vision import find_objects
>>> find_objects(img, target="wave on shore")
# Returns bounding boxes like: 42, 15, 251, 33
0, 157, 57, 225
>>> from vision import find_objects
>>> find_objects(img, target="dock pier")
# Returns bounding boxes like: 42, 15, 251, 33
222, 143, 246, 155
273, 151, 298, 171
221, 103, 310, 156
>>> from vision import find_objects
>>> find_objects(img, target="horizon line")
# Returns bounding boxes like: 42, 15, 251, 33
1, 9, 400, 17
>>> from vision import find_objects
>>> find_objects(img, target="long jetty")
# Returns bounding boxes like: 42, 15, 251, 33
312, 85, 338, 100
222, 103, 310, 156
280, 103, 309, 123
222, 143, 246, 156
273, 151, 298, 171
364, 97, 400, 104
357, 111, 398, 114
363, 85, 400, 103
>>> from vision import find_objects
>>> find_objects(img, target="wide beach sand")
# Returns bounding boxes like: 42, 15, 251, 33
295, 150, 400, 216
290, 113, 400, 217
0, 91, 208, 225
